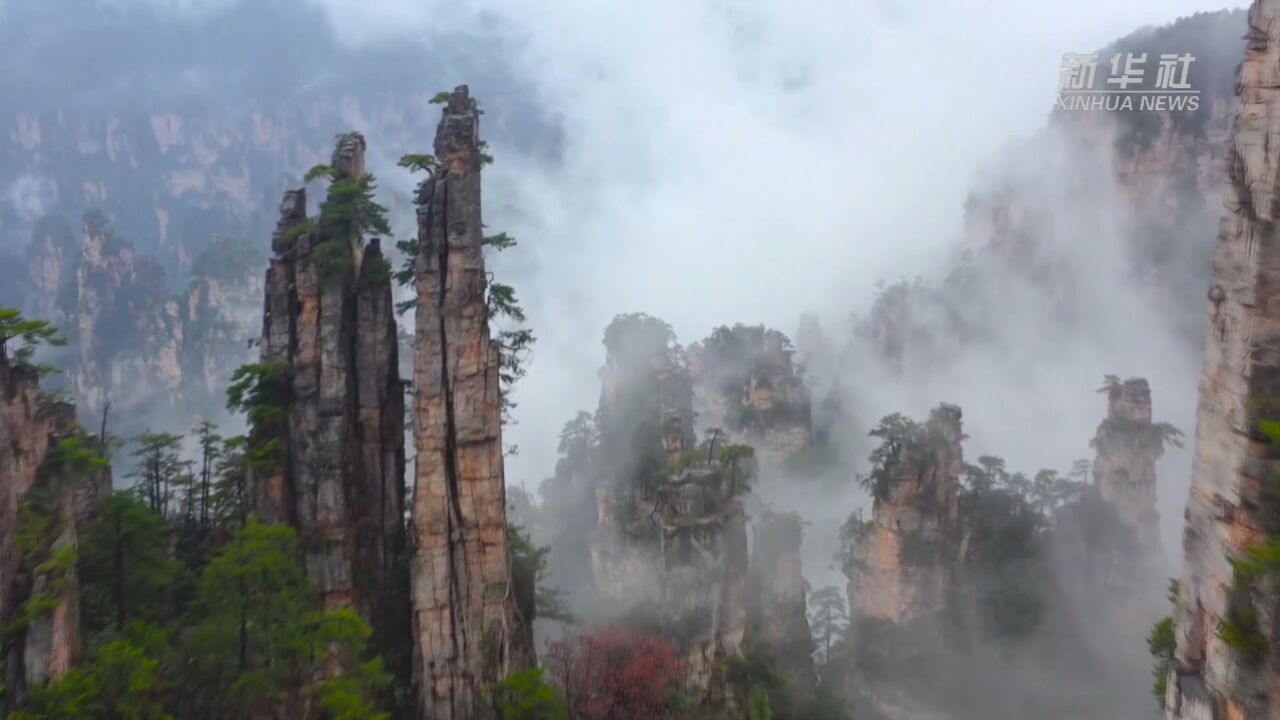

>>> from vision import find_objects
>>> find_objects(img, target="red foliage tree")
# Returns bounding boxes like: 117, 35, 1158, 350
544, 627, 687, 720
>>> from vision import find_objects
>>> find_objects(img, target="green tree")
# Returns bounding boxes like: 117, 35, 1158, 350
862, 414, 924, 499
495, 667, 567, 720
808, 586, 848, 665
80, 494, 178, 632
208, 435, 255, 529
128, 432, 184, 518
15, 631, 171, 720
396, 153, 438, 174
0, 307, 65, 369
508, 525, 573, 624
181, 521, 389, 718
306, 162, 391, 241
9, 429, 109, 636
225, 362, 291, 426
194, 422, 222, 527
1148, 616, 1176, 707
719, 443, 756, 497
746, 686, 774, 720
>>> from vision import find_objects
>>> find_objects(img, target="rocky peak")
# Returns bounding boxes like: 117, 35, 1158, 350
689, 324, 812, 467
845, 404, 963, 624
1105, 377, 1153, 424
330, 131, 366, 178
411, 84, 532, 720
1090, 377, 1168, 548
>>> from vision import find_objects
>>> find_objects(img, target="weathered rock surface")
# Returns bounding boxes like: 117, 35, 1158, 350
748, 510, 814, 685
73, 210, 186, 419
411, 85, 532, 720
0, 349, 106, 709
0, 209, 262, 433
593, 459, 749, 701
844, 404, 963, 623
689, 324, 811, 467
182, 238, 264, 407
1168, 2, 1280, 716
252, 135, 410, 685
1090, 377, 1167, 548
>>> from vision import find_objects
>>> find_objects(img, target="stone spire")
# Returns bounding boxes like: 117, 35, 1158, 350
1168, 2, 1280, 716
410, 85, 532, 720
844, 404, 963, 623
253, 133, 410, 680
1090, 377, 1164, 548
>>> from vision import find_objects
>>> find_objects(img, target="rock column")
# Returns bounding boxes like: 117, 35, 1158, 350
411, 85, 532, 720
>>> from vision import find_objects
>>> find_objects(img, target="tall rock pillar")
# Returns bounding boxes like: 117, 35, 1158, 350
252, 134, 410, 684
411, 85, 532, 720
844, 404, 963, 623
1091, 377, 1165, 549
1169, 2, 1280, 716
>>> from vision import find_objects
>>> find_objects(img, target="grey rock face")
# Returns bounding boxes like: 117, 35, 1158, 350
252, 135, 410, 686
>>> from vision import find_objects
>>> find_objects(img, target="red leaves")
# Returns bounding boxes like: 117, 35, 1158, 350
545, 628, 686, 720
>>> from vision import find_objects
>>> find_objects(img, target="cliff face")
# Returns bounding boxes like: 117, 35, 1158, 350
748, 511, 814, 684
1090, 377, 1167, 548
1168, 2, 1280, 717
844, 405, 963, 623
183, 238, 265, 405
689, 324, 812, 467
252, 135, 410, 682
0, 352, 105, 708
411, 85, 532, 720
74, 210, 186, 419
0, 208, 262, 432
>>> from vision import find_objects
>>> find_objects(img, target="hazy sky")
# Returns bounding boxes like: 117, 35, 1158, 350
304, 0, 1242, 494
